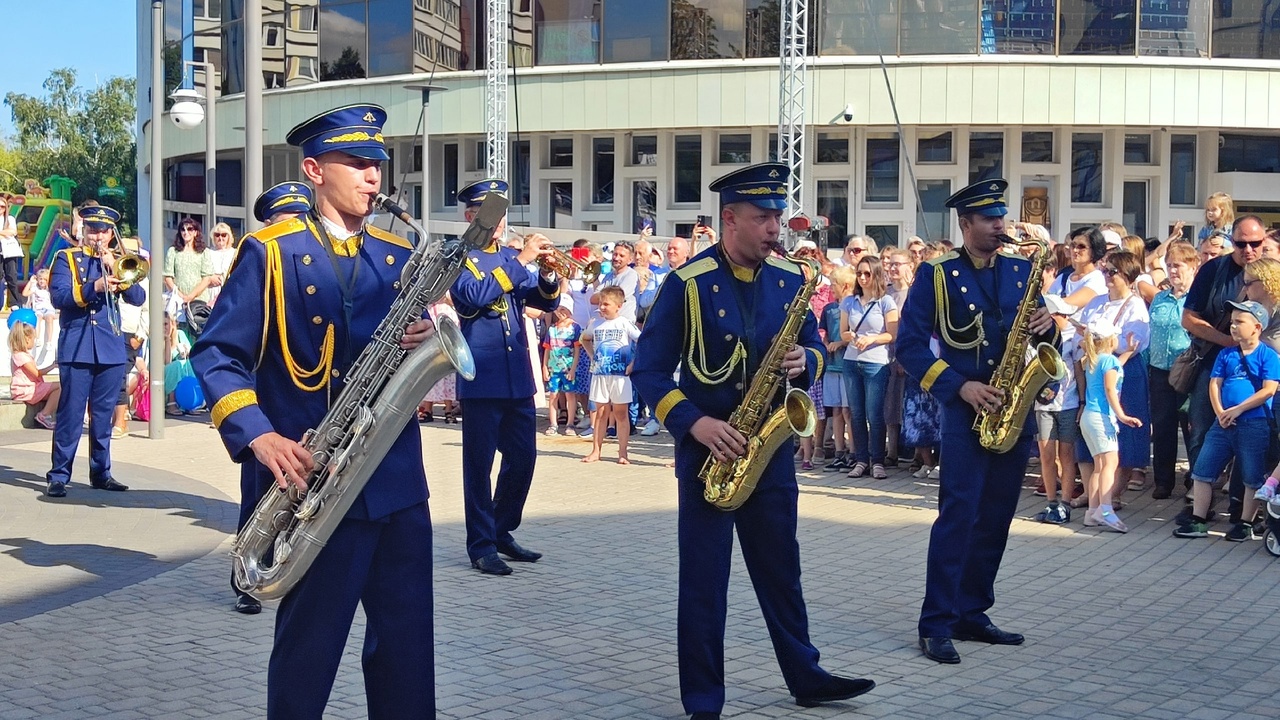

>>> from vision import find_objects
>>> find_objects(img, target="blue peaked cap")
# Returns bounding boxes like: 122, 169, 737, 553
946, 179, 1009, 217
458, 179, 509, 208
709, 162, 790, 210
254, 182, 314, 223
80, 206, 120, 229
285, 104, 389, 161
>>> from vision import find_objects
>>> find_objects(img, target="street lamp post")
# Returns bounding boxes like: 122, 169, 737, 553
403, 84, 447, 238
147, 0, 167, 437
169, 61, 218, 234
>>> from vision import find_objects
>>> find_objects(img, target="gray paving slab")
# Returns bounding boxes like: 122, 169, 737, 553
1, 419, 1279, 719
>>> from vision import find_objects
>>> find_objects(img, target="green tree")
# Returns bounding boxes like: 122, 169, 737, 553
320, 47, 366, 81
4, 68, 138, 228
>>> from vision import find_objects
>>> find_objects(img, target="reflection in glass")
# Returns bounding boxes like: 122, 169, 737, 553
1060, 0, 1136, 55
1071, 133, 1104, 204
821, 0, 898, 55
1124, 133, 1152, 164
817, 180, 850, 249
368, 0, 412, 76
1169, 135, 1196, 205
320, 1, 367, 80
631, 136, 658, 166
1218, 135, 1280, 173
1022, 131, 1054, 162
1139, 0, 1209, 57
1211, 0, 1280, 59
286, 1, 321, 87
980, 0, 1055, 54
719, 134, 751, 164
1122, 180, 1148, 238
816, 133, 851, 163
593, 138, 615, 204
917, 179, 953, 241
221, 0, 246, 94
969, 132, 1004, 184
512, 140, 532, 206
443, 143, 459, 207
901, 0, 978, 54
549, 138, 574, 168
866, 135, 901, 203
918, 131, 953, 164
535, 0, 601, 65
604, 0, 670, 62
672, 0, 745, 59
633, 180, 658, 233
413, 0, 470, 72
675, 135, 703, 203
550, 182, 574, 227
866, 225, 900, 248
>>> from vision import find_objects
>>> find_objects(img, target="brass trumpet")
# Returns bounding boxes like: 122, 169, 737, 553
107, 232, 149, 291
539, 246, 601, 284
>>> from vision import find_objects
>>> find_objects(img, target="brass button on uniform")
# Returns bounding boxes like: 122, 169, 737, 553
987, 359, 996, 366
961, 286, 968, 293
393, 281, 401, 290
952, 270, 960, 277
711, 284, 719, 292
735, 382, 744, 390
779, 280, 785, 288
302, 255, 313, 265
306, 285, 317, 295
982, 340, 990, 347
312, 315, 323, 325
1017, 281, 1024, 288
724, 334, 733, 342
331, 369, 340, 378
386, 255, 396, 265
718, 309, 726, 317
969, 304, 976, 311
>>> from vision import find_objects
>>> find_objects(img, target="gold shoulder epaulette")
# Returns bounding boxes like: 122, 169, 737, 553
248, 217, 307, 244
365, 224, 412, 249
675, 256, 718, 281
926, 250, 959, 267
765, 256, 801, 275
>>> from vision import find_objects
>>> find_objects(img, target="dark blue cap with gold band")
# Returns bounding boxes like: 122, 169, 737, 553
708, 161, 789, 210
458, 179, 509, 208
253, 182, 314, 223
945, 179, 1009, 217
80, 206, 120, 230
285, 103, 389, 161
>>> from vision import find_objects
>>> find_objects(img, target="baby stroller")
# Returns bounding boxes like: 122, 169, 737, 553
1264, 496, 1280, 558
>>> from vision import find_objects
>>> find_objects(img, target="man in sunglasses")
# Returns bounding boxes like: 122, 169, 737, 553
1181, 214, 1270, 525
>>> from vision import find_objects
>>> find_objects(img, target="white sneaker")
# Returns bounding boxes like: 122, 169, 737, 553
927, 466, 941, 480
1256, 485, 1277, 502
641, 418, 661, 436
562, 426, 577, 437
545, 425, 558, 436
912, 465, 933, 479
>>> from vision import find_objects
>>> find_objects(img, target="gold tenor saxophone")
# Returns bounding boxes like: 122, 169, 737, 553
700, 245, 819, 511
231, 193, 507, 600
972, 232, 1067, 453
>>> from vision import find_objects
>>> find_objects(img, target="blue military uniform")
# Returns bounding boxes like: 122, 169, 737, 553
451, 179, 561, 572
633, 163, 867, 715
896, 180, 1057, 649
191, 104, 435, 719
46, 206, 144, 496
254, 181, 314, 224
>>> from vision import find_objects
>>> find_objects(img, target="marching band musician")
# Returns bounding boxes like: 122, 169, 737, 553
45, 205, 144, 498
191, 104, 439, 717
222, 181, 317, 618
896, 179, 1058, 665
451, 179, 559, 576
632, 162, 875, 720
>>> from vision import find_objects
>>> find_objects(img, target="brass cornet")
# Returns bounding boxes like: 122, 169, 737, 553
107, 231, 149, 291
539, 246, 601, 284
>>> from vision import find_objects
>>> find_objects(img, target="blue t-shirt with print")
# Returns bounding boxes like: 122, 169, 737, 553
820, 300, 845, 373
1084, 353, 1122, 415
1211, 343, 1280, 420
542, 323, 581, 374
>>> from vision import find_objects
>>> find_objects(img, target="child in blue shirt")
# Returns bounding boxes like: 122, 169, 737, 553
1175, 301, 1280, 540
1077, 317, 1143, 532
819, 266, 855, 471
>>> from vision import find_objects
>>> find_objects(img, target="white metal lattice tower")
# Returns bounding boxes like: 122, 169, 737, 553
778, 0, 807, 222
485, 0, 509, 180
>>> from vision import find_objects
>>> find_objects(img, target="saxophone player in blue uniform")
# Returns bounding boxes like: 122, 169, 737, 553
45, 205, 143, 498
896, 180, 1058, 665
191, 104, 439, 718
633, 163, 874, 720
451, 179, 558, 576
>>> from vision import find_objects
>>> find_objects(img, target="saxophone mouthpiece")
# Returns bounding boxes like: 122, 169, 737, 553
374, 193, 413, 225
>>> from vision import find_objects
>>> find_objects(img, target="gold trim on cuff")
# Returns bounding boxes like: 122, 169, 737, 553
212, 389, 259, 429
921, 359, 949, 393
492, 267, 514, 293
655, 389, 688, 425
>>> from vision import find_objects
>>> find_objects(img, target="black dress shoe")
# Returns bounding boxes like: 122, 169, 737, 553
919, 636, 961, 664
690, 713, 720, 720
46, 481, 67, 498
952, 622, 1024, 645
795, 675, 876, 707
1151, 485, 1173, 500
90, 477, 129, 491
471, 553, 513, 576
496, 540, 542, 563
234, 593, 262, 615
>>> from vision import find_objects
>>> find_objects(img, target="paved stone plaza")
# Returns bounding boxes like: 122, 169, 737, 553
2, 417, 1279, 719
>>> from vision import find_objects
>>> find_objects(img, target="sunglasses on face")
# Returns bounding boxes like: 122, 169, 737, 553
1071, 243, 1089, 251
848, 247, 866, 255
1100, 267, 1117, 277
182, 226, 197, 233
213, 232, 229, 237
856, 270, 873, 277
1235, 240, 1264, 249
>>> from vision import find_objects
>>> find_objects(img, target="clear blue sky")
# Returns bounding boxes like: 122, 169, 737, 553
0, 1, 138, 136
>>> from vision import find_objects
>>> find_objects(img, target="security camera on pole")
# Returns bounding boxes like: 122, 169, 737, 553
169, 60, 218, 233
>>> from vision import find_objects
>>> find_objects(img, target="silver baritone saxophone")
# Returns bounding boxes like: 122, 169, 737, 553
232, 193, 509, 600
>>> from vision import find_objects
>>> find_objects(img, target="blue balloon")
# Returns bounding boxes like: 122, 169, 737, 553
174, 377, 206, 412
7, 308, 37, 329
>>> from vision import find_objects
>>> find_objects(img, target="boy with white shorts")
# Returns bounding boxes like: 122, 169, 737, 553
583, 286, 641, 464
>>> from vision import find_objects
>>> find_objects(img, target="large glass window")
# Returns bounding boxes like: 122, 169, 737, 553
821, 0, 897, 55
220, 0, 246, 95
718, 134, 751, 164
1022, 131, 1055, 162
817, 181, 849, 249
443, 142, 459, 207
675, 135, 703, 204
917, 179, 953, 241
368, 0, 412, 76
603, 0, 669, 62
744, 0, 817, 57
672, 0, 744, 60
901, 0, 978, 54
593, 138, 615, 205
550, 182, 573, 227
1212, 0, 1280, 59
1071, 133, 1104, 204
815, 133, 851, 164
1139, 0, 1210, 57
918, 131, 954, 164
1123, 180, 1149, 238
1125, 133, 1153, 164
1219, 134, 1280, 173
535, 0, 601, 65
969, 132, 1004, 184
980, 0, 1056, 54
630, 135, 658, 166
511, 140, 532, 206
320, 1, 368, 80
1169, 134, 1196, 205
632, 180, 657, 233
1060, 0, 1136, 55
866, 135, 901, 203
549, 138, 574, 168
865, 224, 900, 248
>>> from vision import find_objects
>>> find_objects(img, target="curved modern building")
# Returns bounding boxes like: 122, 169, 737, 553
138, 0, 1280, 247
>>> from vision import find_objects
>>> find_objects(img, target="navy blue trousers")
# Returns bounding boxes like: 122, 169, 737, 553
460, 397, 536, 560
47, 361, 126, 485
918, 430, 1031, 638
267, 503, 434, 720
677, 453, 828, 714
